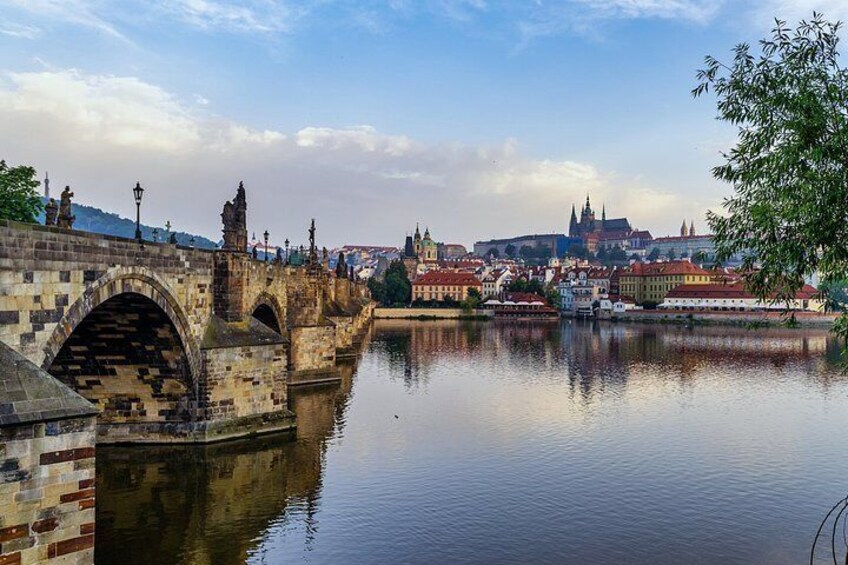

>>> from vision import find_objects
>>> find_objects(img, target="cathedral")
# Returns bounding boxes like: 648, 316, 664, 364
568, 195, 632, 241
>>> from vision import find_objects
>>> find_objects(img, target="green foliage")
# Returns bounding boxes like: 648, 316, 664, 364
507, 278, 546, 296
667, 248, 677, 260
694, 14, 848, 345
488, 247, 500, 258
0, 160, 42, 223
504, 244, 516, 257
383, 260, 412, 306
646, 247, 661, 261
367, 277, 387, 305
461, 287, 482, 312
567, 243, 591, 260
518, 244, 551, 264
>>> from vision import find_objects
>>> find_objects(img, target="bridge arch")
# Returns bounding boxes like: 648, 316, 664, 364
42, 267, 201, 423
250, 293, 285, 335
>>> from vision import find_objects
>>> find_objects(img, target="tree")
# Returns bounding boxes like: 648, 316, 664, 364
567, 243, 590, 260
488, 247, 500, 258
376, 260, 411, 306
0, 160, 42, 223
461, 288, 481, 312
367, 277, 387, 305
667, 248, 677, 260
692, 250, 708, 264
596, 246, 608, 261
608, 246, 628, 263
504, 244, 516, 257
694, 14, 848, 341
646, 247, 661, 261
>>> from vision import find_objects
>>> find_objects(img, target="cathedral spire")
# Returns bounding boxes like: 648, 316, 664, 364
569, 204, 578, 237
680, 220, 687, 237
689, 220, 695, 237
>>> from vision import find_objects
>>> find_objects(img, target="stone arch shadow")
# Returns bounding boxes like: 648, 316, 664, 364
249, 292, 286, 335
41, 267, 201, 391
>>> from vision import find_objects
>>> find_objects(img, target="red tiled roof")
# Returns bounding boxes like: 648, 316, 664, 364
666, 283, 818, 300
504, 292, 547, 304
623, 260, 711, 277
413, 271, 482, 286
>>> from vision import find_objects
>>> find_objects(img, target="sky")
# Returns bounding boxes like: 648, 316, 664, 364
1, 0, 845, 249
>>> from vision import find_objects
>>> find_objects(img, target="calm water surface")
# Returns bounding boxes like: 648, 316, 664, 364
96, 320, 848, 564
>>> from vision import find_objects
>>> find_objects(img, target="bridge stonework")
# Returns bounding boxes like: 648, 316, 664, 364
0, 220, 373, 443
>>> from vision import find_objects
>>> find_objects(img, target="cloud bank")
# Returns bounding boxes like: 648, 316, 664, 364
0, 69, 705, 247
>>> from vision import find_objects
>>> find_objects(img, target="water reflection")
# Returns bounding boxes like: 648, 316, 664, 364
95, 361, 356, 565
96, 321, 848, 565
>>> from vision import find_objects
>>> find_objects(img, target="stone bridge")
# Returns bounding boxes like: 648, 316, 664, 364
0, 214, 373, 444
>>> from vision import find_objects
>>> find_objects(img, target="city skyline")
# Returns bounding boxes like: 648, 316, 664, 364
1, 0, 843, 247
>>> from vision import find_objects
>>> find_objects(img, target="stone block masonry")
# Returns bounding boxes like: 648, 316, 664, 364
1, 342, 98, 564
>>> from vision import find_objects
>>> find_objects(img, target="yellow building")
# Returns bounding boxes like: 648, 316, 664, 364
412, 271, 482, 302
619, 260, 712, 305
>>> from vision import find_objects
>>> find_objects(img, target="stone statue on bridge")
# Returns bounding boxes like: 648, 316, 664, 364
335, 252, 347, 278
57, 186, 75, 229
44, 198, 58, 226
308, 219, 318, 266
221, 181, 248, 251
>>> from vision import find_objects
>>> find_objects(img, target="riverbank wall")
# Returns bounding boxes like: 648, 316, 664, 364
373, 308, 493, 320
614, 310, 838, 327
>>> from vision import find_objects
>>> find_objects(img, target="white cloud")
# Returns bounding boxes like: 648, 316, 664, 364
0, 22, 41, 39
571, 0, 722, 22
749, 0, 848, 24
0, 68, 699, 246
156, 0, 300, 34
2, 0, 128, 40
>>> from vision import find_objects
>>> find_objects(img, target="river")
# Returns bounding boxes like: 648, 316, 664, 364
95, 320, 848, 564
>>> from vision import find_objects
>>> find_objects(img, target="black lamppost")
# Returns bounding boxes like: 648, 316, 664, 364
133, 182, 144, 242
285, 238, 290, 265
263, 230, 269, 263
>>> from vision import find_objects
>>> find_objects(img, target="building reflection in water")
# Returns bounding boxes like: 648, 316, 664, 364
371, 319, 843, 402
95, 361, 357, 565
95, 320, 844, 564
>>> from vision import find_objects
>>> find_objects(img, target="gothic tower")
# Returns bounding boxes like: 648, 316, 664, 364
569, 204, 579, 237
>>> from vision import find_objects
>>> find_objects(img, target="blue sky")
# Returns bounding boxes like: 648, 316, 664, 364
0, 0, 841, 247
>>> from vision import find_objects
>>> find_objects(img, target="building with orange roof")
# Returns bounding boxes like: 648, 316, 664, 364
660, 283, 823, 312
619, 260, 713, 305
412, 271, 483, 303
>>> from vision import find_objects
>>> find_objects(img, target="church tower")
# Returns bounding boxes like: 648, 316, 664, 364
680, 220, 687, 237
569, 204, 579, 237
689, 221, 695, 237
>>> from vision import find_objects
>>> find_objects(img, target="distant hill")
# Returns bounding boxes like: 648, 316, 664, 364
37, 198, 218, 249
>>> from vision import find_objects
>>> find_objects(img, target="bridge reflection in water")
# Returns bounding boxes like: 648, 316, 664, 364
93, 321, 848, 565
94, 360, 357, 565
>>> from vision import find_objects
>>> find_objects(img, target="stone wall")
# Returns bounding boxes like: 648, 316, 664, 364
373, 307, 493, 319
327, 316, 353, 353
0, 220, 214, 375
201, 343, 288, 421
0, 416, 96, 564
289, 325, 336, 374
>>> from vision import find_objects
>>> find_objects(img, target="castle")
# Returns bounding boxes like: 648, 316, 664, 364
568, 195, 633, 250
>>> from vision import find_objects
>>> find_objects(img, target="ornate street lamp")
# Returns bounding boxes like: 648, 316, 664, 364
133, 182, 144, 242
152, 228, 159, 243
263, 230, 270, 263
285, 238, 290, 265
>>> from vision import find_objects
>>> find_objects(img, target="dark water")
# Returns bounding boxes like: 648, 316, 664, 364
96, 320, 848, 564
